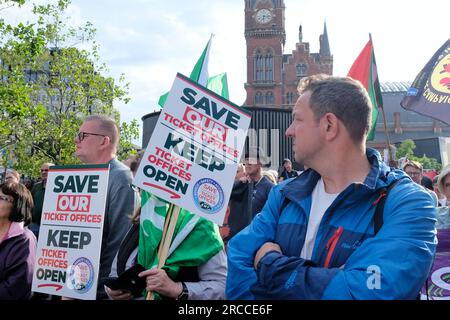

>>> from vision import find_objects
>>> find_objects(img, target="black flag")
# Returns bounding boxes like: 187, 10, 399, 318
401, 39, 450, 124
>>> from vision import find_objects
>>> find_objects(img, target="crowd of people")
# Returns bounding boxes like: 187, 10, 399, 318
1, 74, 448, 300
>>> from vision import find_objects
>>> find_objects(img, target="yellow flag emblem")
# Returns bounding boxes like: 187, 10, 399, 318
431, 53, 450, 94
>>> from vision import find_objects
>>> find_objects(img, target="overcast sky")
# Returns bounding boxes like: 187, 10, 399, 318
5, 0, 449, 145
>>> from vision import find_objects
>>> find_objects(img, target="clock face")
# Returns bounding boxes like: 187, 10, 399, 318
255, 9, 272, 24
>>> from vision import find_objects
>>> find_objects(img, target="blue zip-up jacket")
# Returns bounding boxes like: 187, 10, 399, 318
226, 148, 437, 300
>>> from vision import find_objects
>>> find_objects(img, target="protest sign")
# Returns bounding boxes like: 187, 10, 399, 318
133, 73, 251, 225
31, 164, 109, 300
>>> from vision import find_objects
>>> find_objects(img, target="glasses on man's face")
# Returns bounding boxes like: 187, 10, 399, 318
0, 195, 13, 203
406, 171, 421, 177
76, 131, 107, 142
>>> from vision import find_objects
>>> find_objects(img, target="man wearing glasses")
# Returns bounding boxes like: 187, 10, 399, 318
74, 115, 135, 300
403, 160, 438, 206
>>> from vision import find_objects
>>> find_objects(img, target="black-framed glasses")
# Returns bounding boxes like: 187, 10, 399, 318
0, 195, 13, 203
76, 131, 107, 142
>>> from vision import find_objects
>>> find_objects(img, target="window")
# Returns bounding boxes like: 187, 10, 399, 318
265, 91, 274, 104
25, 70, 38, 83
265, 53, 273, 81
286, 92, 295, 105
254, 49, 274, 82
254, 49, 263, 82
296, 63, 308, 77
255, 91, 263, 104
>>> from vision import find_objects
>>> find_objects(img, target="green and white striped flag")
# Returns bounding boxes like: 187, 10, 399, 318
207, 72, 229, 99
137, 191, 223, 299
158, 35, 229, 108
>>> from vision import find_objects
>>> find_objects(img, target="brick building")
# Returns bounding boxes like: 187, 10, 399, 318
142, 0, 335, 169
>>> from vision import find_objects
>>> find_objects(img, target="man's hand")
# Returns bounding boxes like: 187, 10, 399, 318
254, 242, 282, 270
139, 268, 182, 299
239, 174, 251, 183
104, 286, 133, 300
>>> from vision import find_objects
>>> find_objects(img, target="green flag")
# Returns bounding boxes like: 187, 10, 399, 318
207, 72, 229, 99
158, 36, 212, 108
137, 191, 223, 299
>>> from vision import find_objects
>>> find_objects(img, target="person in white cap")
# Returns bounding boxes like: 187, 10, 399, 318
437, 164, 450, 206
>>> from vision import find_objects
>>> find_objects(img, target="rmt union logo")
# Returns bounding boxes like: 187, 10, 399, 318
367, 265, 381, 290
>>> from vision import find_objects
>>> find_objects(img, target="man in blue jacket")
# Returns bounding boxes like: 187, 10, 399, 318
226, 75, 437, 300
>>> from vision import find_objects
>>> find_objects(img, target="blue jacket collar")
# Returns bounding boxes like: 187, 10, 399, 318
280, 148, 407, 204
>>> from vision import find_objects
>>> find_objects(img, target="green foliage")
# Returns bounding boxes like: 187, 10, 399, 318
0, 0, 137, 178
396, 139, 441, 171
415, 155, 442, 171
118, 119, 140, 161
396, 139, 416, 159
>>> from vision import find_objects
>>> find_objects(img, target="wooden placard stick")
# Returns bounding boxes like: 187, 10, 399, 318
157, 202, 174, 259
146, 204, 181, 300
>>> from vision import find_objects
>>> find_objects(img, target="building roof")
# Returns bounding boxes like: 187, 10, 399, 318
380, 81, 412, 93
319, 22, 331, 56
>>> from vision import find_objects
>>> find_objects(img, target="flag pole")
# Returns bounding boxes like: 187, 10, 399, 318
369, 33, 393, 165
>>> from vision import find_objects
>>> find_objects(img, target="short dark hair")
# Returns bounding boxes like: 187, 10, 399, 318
0, 182, 33, 226
84, 115, 120, 148
130, 150, 145, 175
297, 74, 372, 143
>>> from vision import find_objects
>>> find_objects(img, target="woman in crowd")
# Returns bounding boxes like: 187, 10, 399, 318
0, 182, 36, 300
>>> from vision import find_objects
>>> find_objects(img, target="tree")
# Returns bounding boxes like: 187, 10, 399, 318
0, 0, 139, 178
396, 139, 441, 171
396, 139, 416, 159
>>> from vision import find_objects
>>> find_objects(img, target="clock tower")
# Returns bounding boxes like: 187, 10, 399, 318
244, 1, 333, 109
244, 0, 285, 107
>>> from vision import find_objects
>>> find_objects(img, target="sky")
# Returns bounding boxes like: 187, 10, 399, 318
4, 0, 449, 145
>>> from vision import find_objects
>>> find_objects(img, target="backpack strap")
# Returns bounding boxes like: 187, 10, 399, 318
280, 196, 291, 215
373, 178, 404, 235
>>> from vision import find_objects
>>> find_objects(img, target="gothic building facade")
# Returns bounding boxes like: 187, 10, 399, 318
244, 0, 333, 109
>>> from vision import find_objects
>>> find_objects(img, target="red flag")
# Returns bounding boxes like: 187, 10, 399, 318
348, 39, 382, 141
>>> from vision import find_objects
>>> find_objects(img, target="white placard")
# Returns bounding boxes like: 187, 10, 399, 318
31, 164, 109, 300
133, 73, 251, 225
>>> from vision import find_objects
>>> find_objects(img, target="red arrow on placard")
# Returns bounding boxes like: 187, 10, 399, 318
143, 182, 181, 199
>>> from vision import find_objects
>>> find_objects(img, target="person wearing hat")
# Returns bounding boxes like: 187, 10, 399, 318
437, 164, 450, 206
243, 147, 275, 219
278, 158, 299, 182
225, 147, 275, 241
